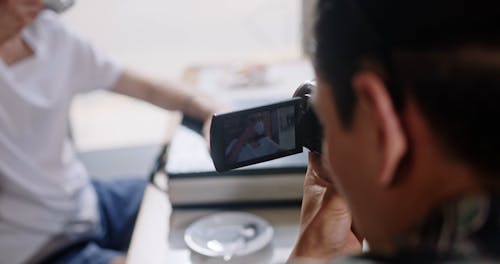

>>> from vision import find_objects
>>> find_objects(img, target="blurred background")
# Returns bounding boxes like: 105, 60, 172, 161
64, 0, 316, 178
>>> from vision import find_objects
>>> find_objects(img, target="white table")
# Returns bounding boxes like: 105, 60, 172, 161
127, 183, 301, 264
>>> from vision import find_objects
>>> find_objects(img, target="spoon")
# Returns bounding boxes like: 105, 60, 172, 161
206, 223, 258, 261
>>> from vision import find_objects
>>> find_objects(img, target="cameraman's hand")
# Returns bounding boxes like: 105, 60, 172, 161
289, 153, 362, 260
0, 0, 42, 44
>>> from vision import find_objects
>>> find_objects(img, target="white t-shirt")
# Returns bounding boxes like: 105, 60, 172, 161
0, 11, 122, 264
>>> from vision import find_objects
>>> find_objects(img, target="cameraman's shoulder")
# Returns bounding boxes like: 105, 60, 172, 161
337, 251, 492, 264
288, 253, 486, 264
286, 256, 375, 264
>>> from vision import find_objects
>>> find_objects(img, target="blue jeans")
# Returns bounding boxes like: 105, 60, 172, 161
47, 179, 147, 264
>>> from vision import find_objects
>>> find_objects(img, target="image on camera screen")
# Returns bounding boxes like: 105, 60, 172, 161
223, 105, 296, 164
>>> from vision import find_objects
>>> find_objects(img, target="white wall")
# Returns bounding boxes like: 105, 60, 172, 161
63, 0, 301, 78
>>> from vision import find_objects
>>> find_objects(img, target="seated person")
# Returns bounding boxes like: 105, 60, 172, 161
0, 1, 217, 264
225, 112, 281, 163
289, 0, 500, 263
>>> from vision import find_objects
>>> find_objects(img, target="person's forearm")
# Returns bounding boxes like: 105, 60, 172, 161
113, 70, 214, 121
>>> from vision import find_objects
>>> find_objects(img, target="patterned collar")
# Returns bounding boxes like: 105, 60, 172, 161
400, 194, 500, 260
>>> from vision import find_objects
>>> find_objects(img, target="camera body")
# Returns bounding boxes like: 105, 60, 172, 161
293, 80, 322, 155
210, 81, 322, 172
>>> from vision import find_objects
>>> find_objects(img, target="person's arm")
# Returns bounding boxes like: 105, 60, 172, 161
113, 70, 215, 122
289, 153, 362, 261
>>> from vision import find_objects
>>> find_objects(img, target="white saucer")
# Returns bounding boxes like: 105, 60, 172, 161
184, 212, 274, 259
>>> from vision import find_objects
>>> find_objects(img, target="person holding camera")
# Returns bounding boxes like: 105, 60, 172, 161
0, 1, 216, 263
289, 0, 500, 263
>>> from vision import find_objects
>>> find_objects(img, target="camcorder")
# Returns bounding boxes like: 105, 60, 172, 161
210, 81, 322, 172
43, 0, 75, 13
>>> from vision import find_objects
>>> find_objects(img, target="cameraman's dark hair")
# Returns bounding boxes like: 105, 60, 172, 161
315, 0, 500, 175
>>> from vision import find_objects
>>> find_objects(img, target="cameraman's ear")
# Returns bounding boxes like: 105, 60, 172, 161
353, 71, 407, 187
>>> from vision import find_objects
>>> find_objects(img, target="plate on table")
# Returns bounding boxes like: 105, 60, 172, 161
184, 212, 274, 260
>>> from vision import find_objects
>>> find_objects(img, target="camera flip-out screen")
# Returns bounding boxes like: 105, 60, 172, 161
210, 98, 304, 172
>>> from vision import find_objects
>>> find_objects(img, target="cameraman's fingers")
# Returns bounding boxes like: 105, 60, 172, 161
299, 183, 326, 234
292, 188, 361, 260
299, 152, 334, 232
320, 188, 362, 248
305, 152, 333, 188
321, 188, 364, 244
